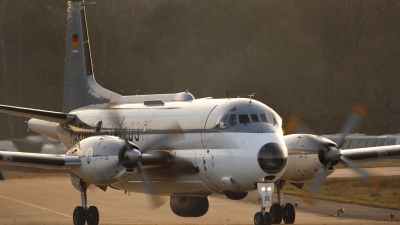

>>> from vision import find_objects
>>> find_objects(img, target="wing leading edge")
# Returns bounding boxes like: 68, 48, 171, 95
342, 145, 400, 161
0, 151, 80, 170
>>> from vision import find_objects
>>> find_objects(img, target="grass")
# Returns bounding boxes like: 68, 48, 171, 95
283, 176, 400, 210
336, 158, 400, 168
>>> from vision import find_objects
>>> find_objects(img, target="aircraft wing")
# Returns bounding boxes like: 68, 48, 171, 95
0, 104, 75, 124
0, 151, 81, 171
342, 145, 400, 161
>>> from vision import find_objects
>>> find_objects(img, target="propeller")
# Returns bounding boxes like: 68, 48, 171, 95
284, 116, 314, 135
292, 103, 380, 206
108, 110, 186, 209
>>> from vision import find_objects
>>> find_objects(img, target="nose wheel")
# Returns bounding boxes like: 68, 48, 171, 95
73, 180, 100, 225
254, 211, 272, 225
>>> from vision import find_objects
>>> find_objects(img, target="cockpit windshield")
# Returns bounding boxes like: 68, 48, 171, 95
216, 112, 278, 129
239, 114, 250, 124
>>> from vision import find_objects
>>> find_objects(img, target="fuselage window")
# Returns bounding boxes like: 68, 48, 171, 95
227, 114, 237, 127
250, 114, 260, 122
260, 114, 268, 123
239, 114, 250, 124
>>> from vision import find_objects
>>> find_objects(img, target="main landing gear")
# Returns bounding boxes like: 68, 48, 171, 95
73, 180, 99, 225
269, 180, 295, 224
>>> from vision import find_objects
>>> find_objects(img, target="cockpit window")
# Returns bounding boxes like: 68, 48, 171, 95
227, 114, 237, 127
239, 114, 250, 124
260, 114, 268, 123
250, 114, 260, 122
267, 114, 277, 126
216, 114, 229, 128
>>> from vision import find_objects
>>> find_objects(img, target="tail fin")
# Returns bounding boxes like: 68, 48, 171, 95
62, 0, 120, 113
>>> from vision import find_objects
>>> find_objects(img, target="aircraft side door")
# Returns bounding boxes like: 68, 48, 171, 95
201, 105, 219, 186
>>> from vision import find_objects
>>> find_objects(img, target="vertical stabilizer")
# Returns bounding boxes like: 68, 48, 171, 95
63, 0, 120, 113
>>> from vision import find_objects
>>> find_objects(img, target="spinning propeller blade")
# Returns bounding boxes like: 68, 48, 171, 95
336, 103, 368, 148
340, 156, 382, 190
284, 116, 315, 135
137, 163, 168, 209
108, 110, 183, 209
301, 161, 331, 207
297, 103, 380, 206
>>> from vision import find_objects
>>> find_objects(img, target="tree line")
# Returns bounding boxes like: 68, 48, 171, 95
0, 0, 399, 140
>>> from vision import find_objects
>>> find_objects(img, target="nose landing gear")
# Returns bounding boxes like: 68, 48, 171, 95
73, 180, 100, 225
254, 183, 274, 225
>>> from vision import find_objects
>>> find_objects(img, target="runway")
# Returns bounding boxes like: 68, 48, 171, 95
0, 169, 397, 225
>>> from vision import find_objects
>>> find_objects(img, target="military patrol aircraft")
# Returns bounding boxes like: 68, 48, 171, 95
0, 1, 399, 225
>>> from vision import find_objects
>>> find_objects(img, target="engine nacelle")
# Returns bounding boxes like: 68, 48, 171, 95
68, 136, 139, 185
170, 196, 209, 217
281, 134, 336, 182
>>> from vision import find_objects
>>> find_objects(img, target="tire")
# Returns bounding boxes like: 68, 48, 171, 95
264, 212, 272, 225
73, 206, 86, 225
270, 203, 282, 224
254, 212, 265, 225
87, 206, 99, 225
282, 203, 295, 224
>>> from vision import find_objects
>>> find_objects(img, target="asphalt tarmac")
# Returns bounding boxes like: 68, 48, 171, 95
0, 168, 397, 225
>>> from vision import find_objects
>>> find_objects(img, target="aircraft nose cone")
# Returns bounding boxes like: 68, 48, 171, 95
257, 143, 288, 174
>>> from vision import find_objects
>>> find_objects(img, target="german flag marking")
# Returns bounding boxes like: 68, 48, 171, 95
72, 34, 79, 47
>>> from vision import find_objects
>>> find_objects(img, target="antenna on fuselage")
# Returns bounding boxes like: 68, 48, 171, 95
225, 91, 230, 100
238, 93, 255, 103
248, 93, 255, 104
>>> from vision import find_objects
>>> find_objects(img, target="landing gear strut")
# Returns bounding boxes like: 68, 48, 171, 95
270, 180, 295, 224
73, 180, 99, 225
254, 183, 274, 225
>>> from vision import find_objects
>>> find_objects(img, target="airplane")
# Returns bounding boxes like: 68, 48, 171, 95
0, 1, 400, 225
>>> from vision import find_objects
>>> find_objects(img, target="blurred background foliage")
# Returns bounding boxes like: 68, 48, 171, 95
0, 0, 399, 139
